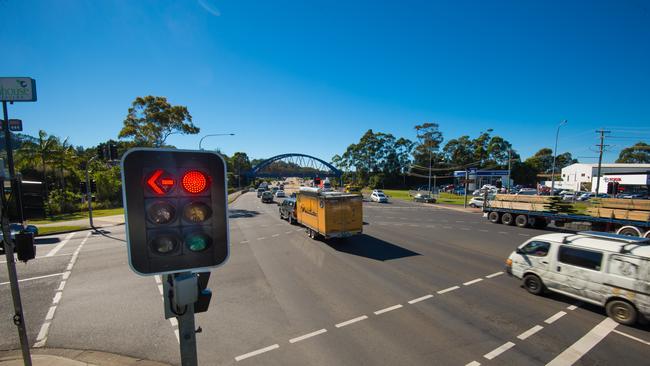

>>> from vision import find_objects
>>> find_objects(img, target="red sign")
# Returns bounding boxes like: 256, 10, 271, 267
0, 119, 23, 132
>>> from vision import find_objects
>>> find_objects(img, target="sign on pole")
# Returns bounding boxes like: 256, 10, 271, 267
0, 119, 23, 132
0, 77, 37, 102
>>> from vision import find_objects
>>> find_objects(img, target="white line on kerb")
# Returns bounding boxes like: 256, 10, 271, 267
408, 294, 433, 304
335, 315, 368, 328
486, 271, 504, 278
465, 361, 481, 366
544, 311, 566, 324
235, 344, 280, 362
613, 330, 650, 346
437, 286, 460, 294
0, 272, 64, 286
518, 325, 544, 340
374, 304, 403, 315
484, 341, 515, 360
463, 278, 483, 286
45, 232, 76, 257
546, 318, 618, 366
289, 329, 327, 343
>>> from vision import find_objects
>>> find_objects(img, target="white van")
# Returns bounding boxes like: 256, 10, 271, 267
506, 231, 650, 325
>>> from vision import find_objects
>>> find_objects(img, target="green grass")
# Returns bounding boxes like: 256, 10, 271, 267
27, 208, 124, 224
362, 189, 468, 205
37, 225, 88, 236
437, 192, 467, 205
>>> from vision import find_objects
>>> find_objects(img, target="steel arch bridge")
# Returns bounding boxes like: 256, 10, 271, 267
247, 153, 342, 178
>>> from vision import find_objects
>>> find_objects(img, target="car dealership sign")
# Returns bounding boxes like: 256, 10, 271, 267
0, 77, 37, 102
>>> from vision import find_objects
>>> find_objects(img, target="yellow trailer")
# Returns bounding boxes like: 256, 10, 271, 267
296, 188, 363, 239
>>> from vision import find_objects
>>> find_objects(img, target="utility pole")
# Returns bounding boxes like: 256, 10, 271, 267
506, 148, 512, 191
594, 129, 610, 195
550, 120, 567, 195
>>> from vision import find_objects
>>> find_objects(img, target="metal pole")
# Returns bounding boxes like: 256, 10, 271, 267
174, 272, 199, 366
198, 133, 234, 150
85, 157, 96, 229
550, 120, 567, 196
594, 129, 610, 194
507, 148, 511, 191
2, 102, 24, 223
463, 169, 469, 208
427, 148, 432, 193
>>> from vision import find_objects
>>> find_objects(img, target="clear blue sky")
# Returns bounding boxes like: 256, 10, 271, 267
1, 0, 649, 163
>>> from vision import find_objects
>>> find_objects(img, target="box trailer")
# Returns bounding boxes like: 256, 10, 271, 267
296, 187, 363, 239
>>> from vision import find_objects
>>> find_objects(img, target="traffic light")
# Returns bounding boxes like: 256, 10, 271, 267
15, 232, 35, 262
121, 148, 229, 275
80, 181, 87, 192
90, 179, 97, 193
97, 145, 107, 160
109, 144, 118, 161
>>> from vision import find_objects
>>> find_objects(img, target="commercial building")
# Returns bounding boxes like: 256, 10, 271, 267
552, 163, 650, 193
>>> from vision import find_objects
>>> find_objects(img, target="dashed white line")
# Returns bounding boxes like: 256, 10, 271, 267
465, 361, 481, 366
335, 315, 368, 328
544, 311, 566, 324
486, 271, 504, 278
498, 231, 509, 235
460, 228, 471, 231
257, 237, 266, 240
484, 341, 515, 360
478, 229, 489, 232
567, 305, 578, 311
289, 329, 327, 344
437, 286, 460, 294
271, 234, 280, 238
546, 318, 618, 366
0, 272, 64, 286
374, 304, 403, 315
517, 325, 544, 340
240, 240, 249, 244
45, 232, 76, 257
518, 233, 531, 237
463, 278, 483, 286
57, 281, 66, 291
613, 330, 650, 346
285, 231, 292, 234
235, 344, 280, 362
408, 294, 433, 304
52, 291, 62, 304
45, 306, 57, 321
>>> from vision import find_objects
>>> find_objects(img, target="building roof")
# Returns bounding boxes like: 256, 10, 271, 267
564, 163, 650, 169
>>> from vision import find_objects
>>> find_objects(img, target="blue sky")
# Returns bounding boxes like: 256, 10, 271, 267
1, 0, 649, 163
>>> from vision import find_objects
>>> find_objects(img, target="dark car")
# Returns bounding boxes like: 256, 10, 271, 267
279, 198, 297, 224
413, 193, 436, 203
261, 191, 274, 203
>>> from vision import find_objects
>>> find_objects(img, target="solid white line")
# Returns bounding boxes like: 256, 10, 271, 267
408, 294, 433, 304
613, 330, 650, 346
518, 325, 544, 340
0, 272, 65, 286
546, 318, 618, 366
463, 278, 484, 286
235, 344, 280, 361
466, 361, 481, 366
486, 271, 504, 278
335, 315, 368, 328
52, 291, 62, 304
174, 329, 180, 343
437, 286, 460, 294
157, 284, 164, 294
544, 311, 567, 324
374, 304, 403, 315
484, 341, 516, 360
170, 317, 178, 327
45, 306, 57, 321
289, 329, 327, 343
45, 233, 76, 257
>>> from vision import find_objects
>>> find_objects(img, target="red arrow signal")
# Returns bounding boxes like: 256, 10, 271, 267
146, 169, 175, 195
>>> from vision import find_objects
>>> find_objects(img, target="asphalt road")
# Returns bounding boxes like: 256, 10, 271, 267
1, 193, 649, 365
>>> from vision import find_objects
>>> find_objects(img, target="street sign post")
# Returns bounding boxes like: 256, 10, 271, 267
0, 77, 37, 102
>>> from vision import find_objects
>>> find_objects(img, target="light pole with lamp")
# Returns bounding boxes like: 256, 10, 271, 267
198, 133, 235, 150
550, 120, 567, 195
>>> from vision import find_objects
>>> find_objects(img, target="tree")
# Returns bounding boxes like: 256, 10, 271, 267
443, 136, 474, 167
16, 130, 58, 199
616, 142, 650, 163
414, 123, 443, 167
119, 96, 199, 147
525, 148, 554, 173
230, 152, 252, 187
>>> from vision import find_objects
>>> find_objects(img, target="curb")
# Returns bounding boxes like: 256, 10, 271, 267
36, 223, 125, 238
0, 348, 171, 366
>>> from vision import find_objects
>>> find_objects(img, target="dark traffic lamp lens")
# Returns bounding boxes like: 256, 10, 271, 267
183, 202, 212, 223
147, 202, 176, 224
185, 233, 212, 252
150, 235, 179, 254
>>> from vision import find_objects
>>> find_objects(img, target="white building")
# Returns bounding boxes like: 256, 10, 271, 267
557, 163, 650, 192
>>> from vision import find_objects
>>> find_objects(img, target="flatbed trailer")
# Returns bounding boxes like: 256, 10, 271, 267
483, 205, 650, 238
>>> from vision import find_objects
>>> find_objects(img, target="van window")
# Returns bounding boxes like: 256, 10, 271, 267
520, 241, 550, 257
558, 246, 602, 271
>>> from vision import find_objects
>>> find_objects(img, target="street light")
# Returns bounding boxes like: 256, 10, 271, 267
550, 120, 568, 195
198, 133, 235, 150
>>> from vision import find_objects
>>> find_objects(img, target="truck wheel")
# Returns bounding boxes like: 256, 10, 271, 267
523, 274, 545, 295
644, 231, 650, 239
617, 226, 642, 237
515, 215, 529, 228
488, 212, 501, 223
606, 299, 638, 325
501, 213, 515, 225
307, 228, 314, 239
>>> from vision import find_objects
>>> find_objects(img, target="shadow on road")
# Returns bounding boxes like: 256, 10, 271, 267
324, 234, 420, 261
229, 209, 261, 219
35, 237, 60, 245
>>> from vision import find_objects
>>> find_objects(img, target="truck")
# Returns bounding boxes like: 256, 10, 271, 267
483, 199, 650, 238
295, 187, 363, 239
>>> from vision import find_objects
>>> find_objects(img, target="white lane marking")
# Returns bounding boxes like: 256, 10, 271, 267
45, 232, 76, 257
544, 311, 567, 324
466, 361, 481, 366
45, 306, 57, 321
546, 317, 618, 366
484, 341, 516, 360
271, 234, 280, 238
285, 231, 292, 234
463, 278, 483, 286
455, 220, 465, 223
374, 304, 403, 315
517, 325, 544, 340
486, 271, 504, 278
460, 228, 471, 231
0, 272, 64, 286
34, 322, 50, 346
289, 329, 327, 344
567, 305, 578, 311
335, 315, 368, 328
437, 286, 460, 294
613, 330, 650, 346
62, 271, 71, 280
157, 284, 164, 294
57, 281, 66, 291
443, 226, 453, 229
240, 240, 249, 244
498, 231, 508, 235
408, 294, 433, 304
174, 329, 179, 343
257, 237, 266, 240
52, 291, 62, 304
478, 229, 489, 232
519, 233, 531, 237
235, 344, 280, 362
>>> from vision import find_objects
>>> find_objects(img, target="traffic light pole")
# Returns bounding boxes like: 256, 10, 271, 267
177, 294, 199, 366
85, 157, 96, 230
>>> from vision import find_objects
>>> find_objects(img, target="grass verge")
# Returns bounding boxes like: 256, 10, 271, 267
27, 208, 124, 224
37, 225, 88, 236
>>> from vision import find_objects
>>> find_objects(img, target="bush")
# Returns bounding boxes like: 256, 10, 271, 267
47, 189, 81, 215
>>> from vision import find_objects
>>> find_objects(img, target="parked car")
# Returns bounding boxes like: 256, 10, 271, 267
577, 192, 609, 201
278, 198, 297, 224
469, 197, 485, 208
257, 187, 266, 198
413, 193, 436, 203
516, 188, 538, 196
275, 190, 286, 198
370, 190, 388, 203
506, 231, 650, 325
261, 191, 274, 203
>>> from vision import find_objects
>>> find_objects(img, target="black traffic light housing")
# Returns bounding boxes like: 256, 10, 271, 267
121, 148, 229, 275
109, 144, 118, 161
80, 181, 87, 192
90, 180, 97, 193
15, 232, 35, 262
